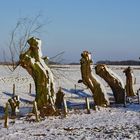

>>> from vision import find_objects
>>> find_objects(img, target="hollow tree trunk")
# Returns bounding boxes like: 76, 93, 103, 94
123, 67, 136, 97
20, 37, 56, 116
80, 51, 109, 106
95, 64, 125, 104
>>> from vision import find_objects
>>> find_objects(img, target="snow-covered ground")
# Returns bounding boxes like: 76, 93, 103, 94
0, 65, 140, 140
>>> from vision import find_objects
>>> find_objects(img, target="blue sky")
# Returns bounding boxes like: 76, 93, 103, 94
0, 0, 140, 63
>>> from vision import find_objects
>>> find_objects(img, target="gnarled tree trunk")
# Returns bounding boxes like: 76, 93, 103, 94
95, 64, 125, 104
20, 37, 56, 116
123, 67, 136, 97
80, 51, 109, 106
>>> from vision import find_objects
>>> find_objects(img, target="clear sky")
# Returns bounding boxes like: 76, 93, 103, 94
0, 0, 140, 63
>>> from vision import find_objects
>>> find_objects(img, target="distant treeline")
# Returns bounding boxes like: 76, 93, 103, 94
0, 62, 18, 65
96, 60, 140, 65
0, 60, 140, 66
0, 61, 61, 65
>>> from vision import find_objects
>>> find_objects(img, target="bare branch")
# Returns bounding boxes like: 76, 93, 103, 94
5, 14, 46, 71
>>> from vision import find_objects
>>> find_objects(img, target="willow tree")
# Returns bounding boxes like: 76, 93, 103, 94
80, 51, 109, 106
123, 66, 136, 97
20, 37, 56, 116
95, 64, 126, 104
6, 15, 63, 116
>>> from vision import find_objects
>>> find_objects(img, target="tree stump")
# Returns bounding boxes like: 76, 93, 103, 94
8, 95, 20, 116
95, 64, 125, 104
80, 51, 109, 106
55, 87, 65, 109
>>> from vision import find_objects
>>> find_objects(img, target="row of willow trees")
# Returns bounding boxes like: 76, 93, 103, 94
5, 15, 137, 117
18, 37, 136, 117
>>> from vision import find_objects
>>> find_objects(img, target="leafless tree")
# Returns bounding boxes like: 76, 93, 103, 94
4, 15, 62, 116
20, 37, 57, 116
95, 64, 126, 104
5, 14, 46, 71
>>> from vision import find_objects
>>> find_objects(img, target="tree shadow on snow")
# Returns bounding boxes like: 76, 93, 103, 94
66, 101, 94, 109
3, 92, 33, 104
62, 88, 92, 97
107, 92, 140, 112
0, 106, 4, 117
19, 106, 33, 117
107, 92, 115, 103
29, 93, 35, 97
61, 88, 94, 109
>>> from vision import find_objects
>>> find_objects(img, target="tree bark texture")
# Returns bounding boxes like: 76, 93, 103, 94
55, 87, 65, 109
20, 37, 56, 116
95, 64, 125, 104
80, 51, 109, 106
123, 67, 136, 97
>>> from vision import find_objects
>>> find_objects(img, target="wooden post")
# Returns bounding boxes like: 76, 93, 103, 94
33, 101, 40, 122
63, 99, 67, 117
13, 84, 15, 97
138, 92, 140, 104
137, 89, 140, 104
74, 84, 77, 94
29, 83, 32, 94
134, 78, 136, 85
85, 97, 90, 114
123, 95, 127, 107
4, 103, 9, 128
